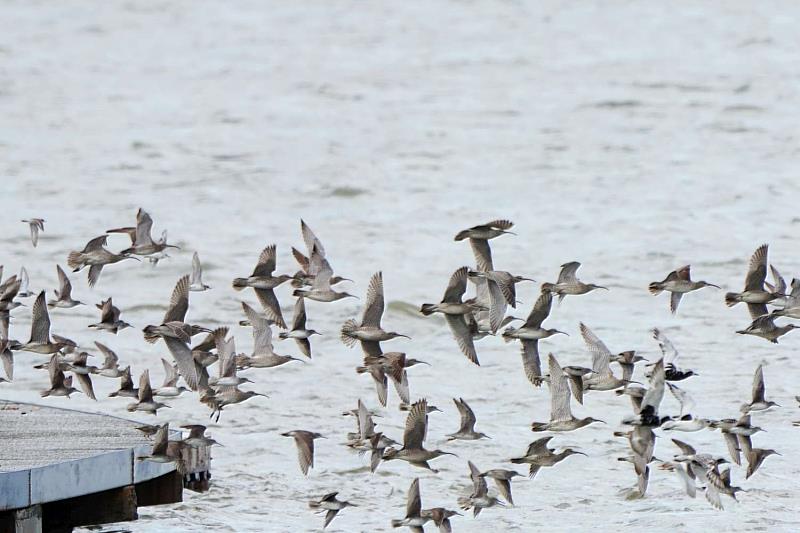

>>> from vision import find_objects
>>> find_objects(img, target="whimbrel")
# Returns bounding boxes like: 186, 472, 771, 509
531, 353, 604, 432
479, 469, 522, 506
446, 398, 489, 440
649, 265, 719, 314
341, 272, 409, 354
293, 245, 357, 303
381, 399, 455, 473
67, 235, 139, 287
279, 296, 320, 358
22, 218, 45, 247
725, 244, 780, 309
47, 265, 84, 308
189, 251, 211, 291
89, 297, 131, 334
541, 262, 607, 302
40, 354, 79, 398
740, 364, 779, 413
510, 436, 586, 478
236, 302, 303, 368
115, 208, 179, 257
232, 244, 293, 328
281, 430, 325, 475
421, 266, 485, 365
502, 292, 566, 387
309, 492, 356, 529
458, 461, 504, 517
390, 478, 429, 530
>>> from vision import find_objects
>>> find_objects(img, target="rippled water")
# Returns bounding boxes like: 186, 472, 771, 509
2, 1, 800, 531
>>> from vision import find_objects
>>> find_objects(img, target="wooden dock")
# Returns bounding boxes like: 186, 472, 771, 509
0, 400, 211, 533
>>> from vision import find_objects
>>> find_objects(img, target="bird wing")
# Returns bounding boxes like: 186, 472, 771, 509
671, 438, 696, 456
191, 252, 203, 284
442, 267, 469, 303
152, 423, 170, 455
455, 398, 476, 432
56, 265, 74, 299
445, 315, 479, 365
82, 235, 109, 253
548, 354, 573, 422
469, 239, 493, 272
134, 209, 155, 247
301, 219, 326, 258
98, 298, 114, 323
47, 354, 63, 388
29, 291, 51, 344
357, 399, 375, 439
309, 248, 333, 290
486, 279, 507, 333
291, 247, 309, 272
751, 364, 765, 403
291, 296, 307, 330
469, 460, 487, 497
163, 336, 200, 390
243, 302, 275, 355
744, 244, 768, 292
669, 292, 683, 314
254, 288, 286, 330
403, 399, 428, 449
580, 322, 612, 375
163, 275, 190, 324
160, 357, 178, 387
641, 358, 665, 415
652, 328, 680, 366
769, 264, 786, 295
723, 432, 741, 466
667, 382, 695, 416
557, 262, 581, 284
251, 245, 277, 277
138, 369, 153, 402
295, 433, 315, 475
361, 272, 385, 328
523, 292, 552, 328
525, 436, 554, 456
520, 340, 542, 386
74, 372, 96, 400
676, 265, 691, 281
406, 478, 421, 518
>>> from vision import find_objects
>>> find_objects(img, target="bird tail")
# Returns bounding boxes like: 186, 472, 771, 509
340, 319, 359, 346
40, 390, 50, 398
540, 282, 555, 294
292, 289, 307, 298
500, 328, 515, 343
457, 496, 473, 510
419, 304, 436, 316
509, 457, 524, 464
67, 252, 83, 271
232, 278, 248, 291
647, 282, 663, 295
724, 292, 741, 307
308, 501, 321, 509
390, 519, 404, 528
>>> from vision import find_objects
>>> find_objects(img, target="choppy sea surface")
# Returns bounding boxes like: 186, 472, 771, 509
2, 2, 800, 531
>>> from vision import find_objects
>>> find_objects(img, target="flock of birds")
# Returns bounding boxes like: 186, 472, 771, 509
1, 214, 798, 531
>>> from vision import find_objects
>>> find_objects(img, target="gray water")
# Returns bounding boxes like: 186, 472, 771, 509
2, 1, 800, 531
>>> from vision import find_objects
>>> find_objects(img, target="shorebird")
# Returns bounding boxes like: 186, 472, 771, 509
189, 251, 211, 291
610, 350, 647, 383
236, 302, 303, 368
580, 323, 630, 391
127, 369, 170, 414
446, 397, 489, 440
725, 244, 781, 310
17, 267, 33, 298
391, 478, 429, 530
562, 366, 596, 405
66, 352, 98, 400
94, 341, 123, 378
670, 439, 730, 510
541, 262, 607, 302
510, 436, 586, 478
89, 297, 131, 334
341, 272, 409, 354
16, 292, 67, 354
40, 354, 79, 398
137, 423, 185, 473
616, 425, 656, 497
770, 277, 800, 318
740, 364, 779, 413
47, 265, 83, 308
109, 366, 138, 398
143, 275, 208, 389
468, 269, 533, 332
421, 266, 485, 365
745, 447, 780, 479
357, 352, 427, 406
205, 385, 266, 422
502, 291, 566, 387
458, 461, 504, 517
309, 492, 356, 529
531, 353, 604, 432
710, 414, 754, 466
113, 208, 179, 257
736, 314, 798, 343
421, 508, 461, 533
479, 469, 522, 506
154, 358, 188, 397
616, 385, 646, 412
278, 296, 319, 357
382, 399, 455, 473
233, 244, 294, 328
291, 219, 351, 288
454, 219, 515, 248
292, 245, 357, 303
652, 328, 698, 381
22, 218, 45, 247
281, 430, 325, 475
649, 265, 719, 314
181, 424, 221, 448
67, 235, 138, 287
